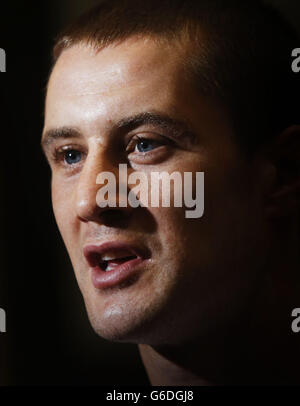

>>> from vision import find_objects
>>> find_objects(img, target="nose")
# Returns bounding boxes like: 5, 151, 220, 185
75, 151, 133, 224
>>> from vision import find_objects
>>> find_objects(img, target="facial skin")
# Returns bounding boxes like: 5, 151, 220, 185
42, 37, 272, 347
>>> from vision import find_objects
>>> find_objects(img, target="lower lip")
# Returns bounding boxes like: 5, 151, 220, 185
90, 257, 148, 289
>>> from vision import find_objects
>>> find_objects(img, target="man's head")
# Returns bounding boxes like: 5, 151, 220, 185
42, 0, 300, 346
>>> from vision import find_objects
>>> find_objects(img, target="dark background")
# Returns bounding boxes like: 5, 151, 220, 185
0, 0, 299, 386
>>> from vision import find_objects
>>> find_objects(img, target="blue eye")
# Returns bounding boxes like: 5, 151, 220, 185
136, 139, 159, 153
64, 150, 82, 165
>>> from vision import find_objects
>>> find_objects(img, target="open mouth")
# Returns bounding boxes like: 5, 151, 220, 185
84, 243, 147, 272
83, 242, 150, 289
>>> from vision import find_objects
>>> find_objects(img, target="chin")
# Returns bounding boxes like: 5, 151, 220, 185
78, 266, 189, 345
86, 309, 149, 344
83, 296, 175, 345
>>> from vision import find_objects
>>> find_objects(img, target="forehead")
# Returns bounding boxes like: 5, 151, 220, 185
50, 37, 184, 90
45, 38, 189, 130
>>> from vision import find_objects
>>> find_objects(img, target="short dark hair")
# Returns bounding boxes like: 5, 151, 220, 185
52, 0, 300, 153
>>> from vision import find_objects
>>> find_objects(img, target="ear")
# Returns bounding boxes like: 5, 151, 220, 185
265, 125, 300, 218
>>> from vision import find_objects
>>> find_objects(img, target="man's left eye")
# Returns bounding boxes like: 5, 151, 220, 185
135, 139, 160, 153
64, 150, 82, 165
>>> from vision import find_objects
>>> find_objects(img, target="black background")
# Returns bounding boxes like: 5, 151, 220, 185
0, 0, 299, 386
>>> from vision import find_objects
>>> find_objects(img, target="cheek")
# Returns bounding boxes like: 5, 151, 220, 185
148, 205, 193, 266
51, 178, 77, 248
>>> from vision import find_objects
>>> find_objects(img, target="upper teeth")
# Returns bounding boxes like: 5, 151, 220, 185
101, 250, 136, 262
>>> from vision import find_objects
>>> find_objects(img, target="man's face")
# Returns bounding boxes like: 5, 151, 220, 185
43, 37, 268, 345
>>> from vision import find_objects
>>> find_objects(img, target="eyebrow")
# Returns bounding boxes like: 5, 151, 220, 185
41, 127, 82, 152
41, 111, 196, 153
114, 112, 194, 139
